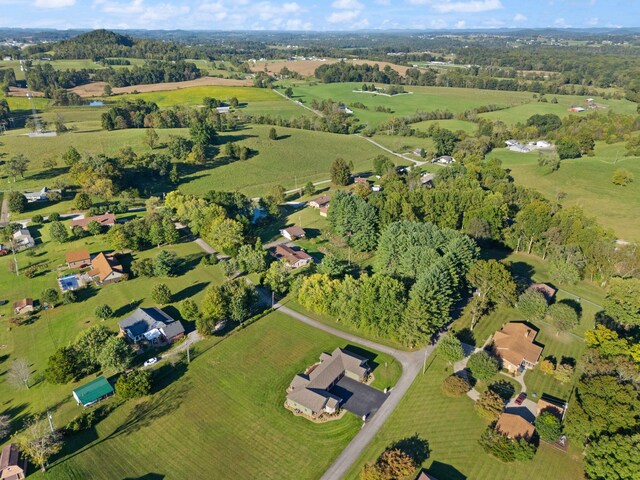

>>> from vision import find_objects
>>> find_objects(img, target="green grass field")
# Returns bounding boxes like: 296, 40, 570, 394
490, 142, 640, 242
34, 311, 401, 480
179, 125, 397, 197
290, 83, 637, 130
343, 354, 584, 480
125, 85, 281, 107
0, 227, 224, 429
291, 83, 533, 128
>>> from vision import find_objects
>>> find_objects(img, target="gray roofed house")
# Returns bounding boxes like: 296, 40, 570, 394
286, 348, 371, 418
118, 307, 185, 344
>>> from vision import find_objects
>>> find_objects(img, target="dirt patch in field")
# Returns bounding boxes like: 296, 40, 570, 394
70, 76, 253, 98
7, 86, 44, 97
250, 59, 409, 77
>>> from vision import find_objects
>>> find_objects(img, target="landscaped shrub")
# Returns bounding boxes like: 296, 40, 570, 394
535, 411, 562, 442
115, 370, 152, 400
442, 374, 471, 397
517, 289, 548, 322
438, 334, 465, 363
467, 351, 499, 381
360, 448, 416, 480
475, 390, 505, 421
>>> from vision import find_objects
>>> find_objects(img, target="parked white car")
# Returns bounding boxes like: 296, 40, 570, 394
143, 357, 159, 367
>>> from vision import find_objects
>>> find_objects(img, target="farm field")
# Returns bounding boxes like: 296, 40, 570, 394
342, 354, 584, 480
124, 85, 282, 107
479, 95, 638, 124
0, 227, 227, 429
491, 142, 640, 242
35, 311, 401, 480
291, 83, 534, 127
179, 125, 399, 197
411, 118, 477, 134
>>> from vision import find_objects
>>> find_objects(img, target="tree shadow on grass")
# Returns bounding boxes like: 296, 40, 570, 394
124, 474, 165, 480
27, 166, 69, 182
172, 281, 209, 303
390, 434, 430, 464
426, 461, 467, 480
112, 299, 143, 319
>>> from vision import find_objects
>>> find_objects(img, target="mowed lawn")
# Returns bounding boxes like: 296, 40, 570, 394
124, 85, 282, 107
491, 141, 640, 242
37, 312, 401, 480
0, 225, 225, 428
343, 355, 584, 480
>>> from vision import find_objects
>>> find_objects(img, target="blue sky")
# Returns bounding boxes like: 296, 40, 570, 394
0, 0, 638, 31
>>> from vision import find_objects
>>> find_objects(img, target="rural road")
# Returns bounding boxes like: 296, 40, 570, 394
0, 196, 8, 225
274, 302, 435, 480
358, 135, 426, 167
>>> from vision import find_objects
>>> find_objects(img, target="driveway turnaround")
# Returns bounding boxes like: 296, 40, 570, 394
329, 377, 388, 419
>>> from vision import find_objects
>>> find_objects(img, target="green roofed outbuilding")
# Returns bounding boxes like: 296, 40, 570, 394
72, 376, 114, 407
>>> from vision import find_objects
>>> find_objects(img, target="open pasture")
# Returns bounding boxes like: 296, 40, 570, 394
34, 311, 400, 480
490, 141, 640, 242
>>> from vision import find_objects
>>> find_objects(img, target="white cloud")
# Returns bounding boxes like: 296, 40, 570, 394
455, 20, 465, 28
34, 0, 75, 7
514, 13, 527, 22
433, 0, 503, 13
284, 18, 312, 30
554, 17, 571, 27
586, 17, 599, 26
326, 9, 361, 23
331, 0, 364, 9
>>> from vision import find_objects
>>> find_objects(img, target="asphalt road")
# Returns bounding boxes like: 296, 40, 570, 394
274, 302, 436, 480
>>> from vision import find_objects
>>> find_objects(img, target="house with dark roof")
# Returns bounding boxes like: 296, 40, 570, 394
309, 195, 330, 209
285, 348, 370, 418
492, 322, 544, 373
118, 307, 185, 344
280, 226, 306, 241
72, 376, 114, 407
273, 244, 312, 269
529, 283, 556, 300
70, 213, 116, 231
0, 444, 25, 480
65, 248, 91, 269
88, 252, 125, 285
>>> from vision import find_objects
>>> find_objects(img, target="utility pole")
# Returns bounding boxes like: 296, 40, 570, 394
46, 410, 54, 433
422, 349, 428, 375
271, 290, 275, 308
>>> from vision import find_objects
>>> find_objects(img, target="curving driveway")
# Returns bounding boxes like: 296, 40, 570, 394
274, 303, 436, 480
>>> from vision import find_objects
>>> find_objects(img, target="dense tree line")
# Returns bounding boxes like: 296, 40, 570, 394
297, 220, 478, 345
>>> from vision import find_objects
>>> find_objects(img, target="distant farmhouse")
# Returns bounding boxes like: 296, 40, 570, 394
273, 244, 312, 269
280, 226, 306, 241
309, 195, 330, 209
286, 348, 370, 419
23, 187, 57, 203
118, 307, 185, 345
433, 155, 455, 165
70, 213, 116, 231
12, 228, 35, 251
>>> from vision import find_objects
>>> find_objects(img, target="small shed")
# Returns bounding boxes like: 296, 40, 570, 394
72, 376, 114, 407
280, 226, 306, 241
13, 298, 34, 315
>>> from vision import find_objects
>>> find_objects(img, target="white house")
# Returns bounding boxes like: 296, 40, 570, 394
433, 156, 455, 164
13, 229, 35, 251
24, 187, 49, 203
509, 144, 530, 153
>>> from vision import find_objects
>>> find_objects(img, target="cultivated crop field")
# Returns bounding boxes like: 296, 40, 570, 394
491, 141, 640, 242
36, 312, 401, 480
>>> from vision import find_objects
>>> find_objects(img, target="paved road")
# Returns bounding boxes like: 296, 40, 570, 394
0, 195, 8, 225
272, 88, 324, 117
358, 135, 426, 166
274, 302, 435, 480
